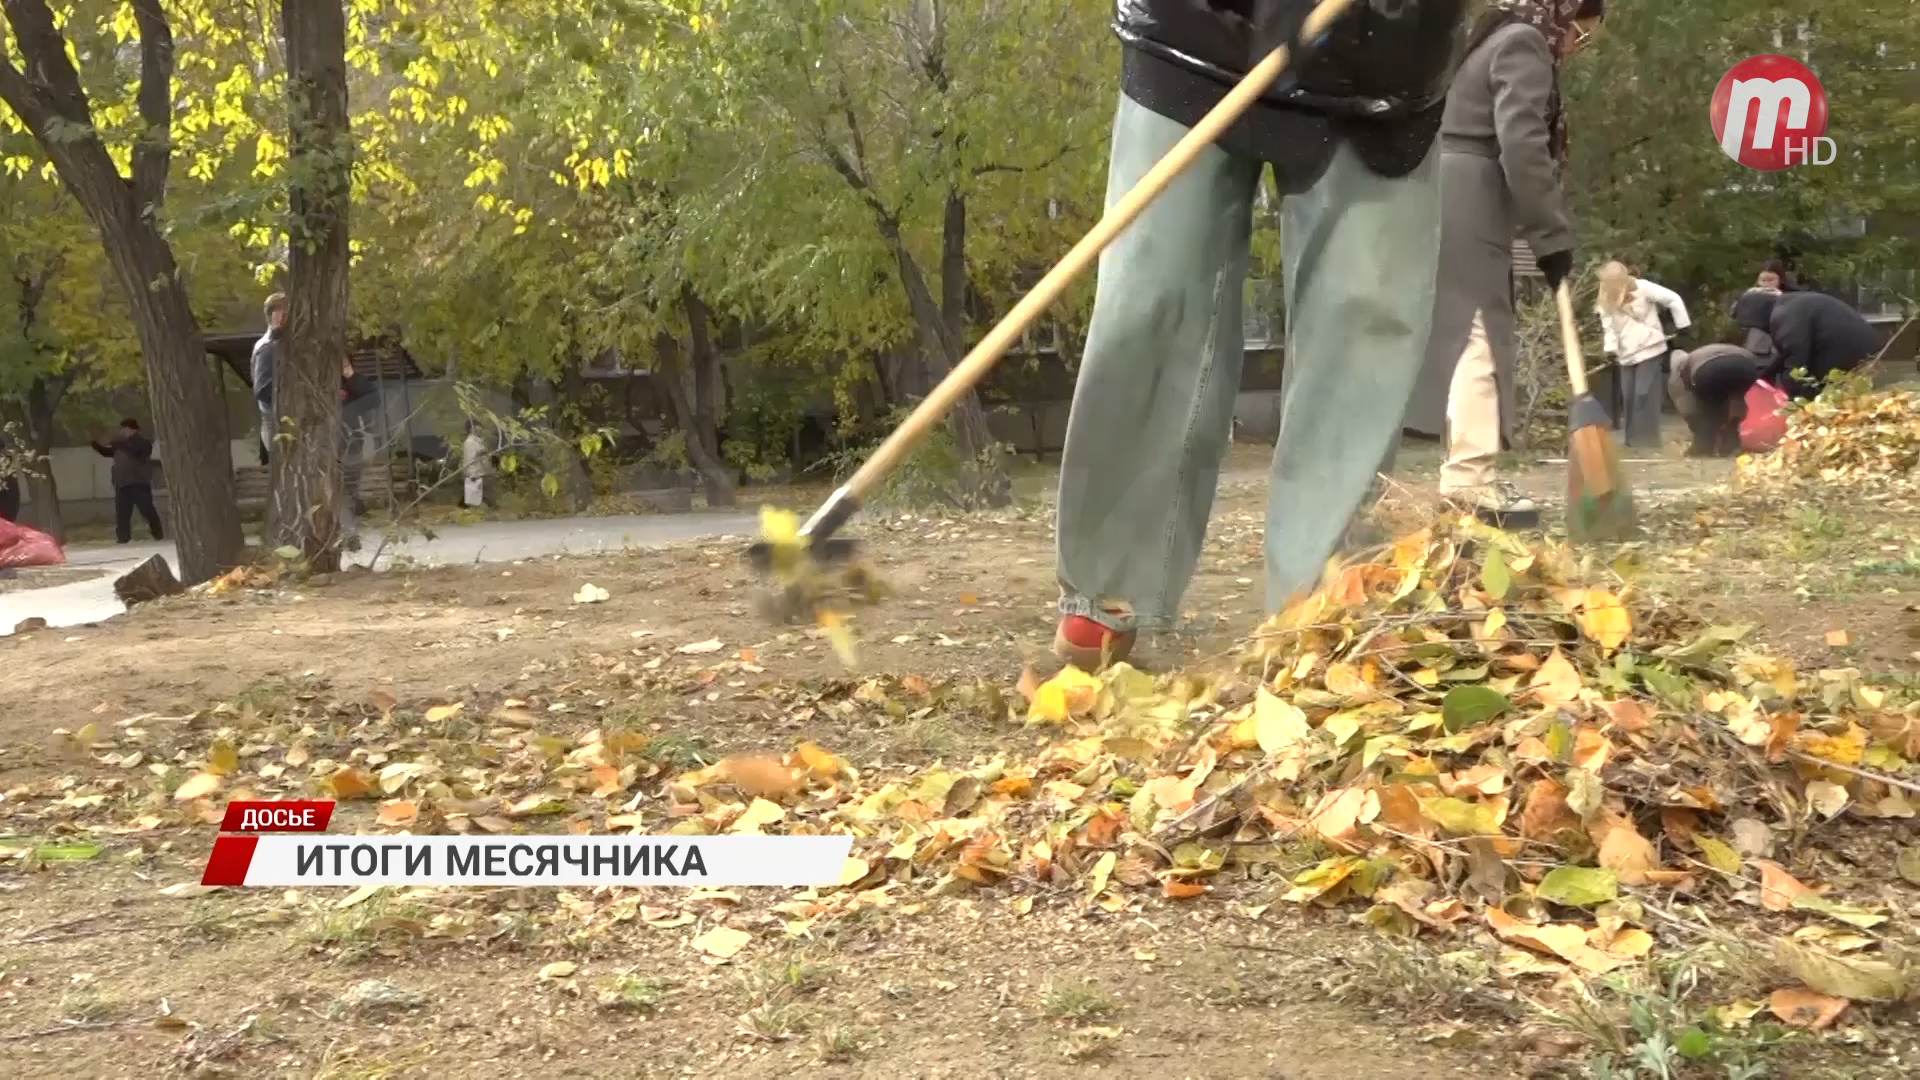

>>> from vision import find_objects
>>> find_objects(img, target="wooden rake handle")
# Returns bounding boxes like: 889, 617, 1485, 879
1555, 281, 1588, 397
830, 0, 1360, 513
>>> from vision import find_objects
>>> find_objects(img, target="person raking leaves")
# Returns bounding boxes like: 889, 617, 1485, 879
1051, 0, 1473, 671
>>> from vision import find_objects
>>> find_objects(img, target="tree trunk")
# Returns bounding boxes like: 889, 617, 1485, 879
19, 376, 65, 541
0, 0, 244, 584
886, 235, 997, 457
679, 287, 736, 507
652, 330, 737, 506
880, 222, 1008, 507
940, 189, 968, 353
273, 0, 353, 573
111, 230, 246, 581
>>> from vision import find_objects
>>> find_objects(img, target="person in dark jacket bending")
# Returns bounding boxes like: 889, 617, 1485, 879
1052, 0, 1471, 670
1732, 288, 1877, 401
91, 418, 164, 544
1668, 343, 1763, 458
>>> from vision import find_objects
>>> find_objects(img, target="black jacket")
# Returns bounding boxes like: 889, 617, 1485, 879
92, 432, 155, 489
1735, 290, 1878, 400
1115, 0, 1470, 192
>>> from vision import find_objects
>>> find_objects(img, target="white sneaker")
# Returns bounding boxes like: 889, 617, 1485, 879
1452, 481, 1541, 526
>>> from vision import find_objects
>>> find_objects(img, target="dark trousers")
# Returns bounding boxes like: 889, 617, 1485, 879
1618, 351, 1668, 450
114, 482, 164, 543
0, 478, 19, 523
1685, 354, 1761, 457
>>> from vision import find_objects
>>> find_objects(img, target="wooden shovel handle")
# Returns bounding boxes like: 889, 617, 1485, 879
840, 0, 1360, 503
1555, 281, 1588, 397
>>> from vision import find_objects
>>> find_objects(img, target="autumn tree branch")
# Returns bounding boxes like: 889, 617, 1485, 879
972, 143, 1077, 178
129, 0, 176, 214
0, 0, 144, 213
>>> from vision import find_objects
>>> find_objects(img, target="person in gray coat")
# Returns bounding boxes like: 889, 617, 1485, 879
1404, 0, 1605, 524
252, 292, 288, 464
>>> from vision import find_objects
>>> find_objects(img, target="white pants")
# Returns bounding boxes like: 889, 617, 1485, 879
1439, 312, 1501, 495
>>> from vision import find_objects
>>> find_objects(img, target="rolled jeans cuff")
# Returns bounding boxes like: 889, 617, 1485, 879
1056, 593, 1147, 634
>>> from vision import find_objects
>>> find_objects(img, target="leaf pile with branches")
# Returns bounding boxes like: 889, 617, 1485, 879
10, 519, 1916, 1032
1740, 381, 1920, 496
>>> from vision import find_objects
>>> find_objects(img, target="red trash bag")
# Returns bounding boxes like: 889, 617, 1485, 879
0, 518, 65, 569
1740, 381, 1789, 453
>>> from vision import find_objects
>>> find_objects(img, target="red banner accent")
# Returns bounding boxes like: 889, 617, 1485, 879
200, 835, 260, 886
219, 800, 335, 833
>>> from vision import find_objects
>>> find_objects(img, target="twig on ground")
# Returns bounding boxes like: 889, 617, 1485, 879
7, 911, 113, 944
1786, 752, 1920, 798
0, 1018, 137, 1042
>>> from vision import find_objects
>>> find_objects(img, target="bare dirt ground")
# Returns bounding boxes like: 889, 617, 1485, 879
1, 444, 1915, 1079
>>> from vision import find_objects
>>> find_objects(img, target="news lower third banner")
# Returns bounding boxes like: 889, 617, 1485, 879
202, 834, 854, 887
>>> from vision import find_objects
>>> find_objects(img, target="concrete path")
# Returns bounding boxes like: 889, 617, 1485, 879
2, 450, 1731, 637
0, 511, 760, 637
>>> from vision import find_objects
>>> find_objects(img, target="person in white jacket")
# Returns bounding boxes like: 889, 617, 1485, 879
1595, 261, 1689, 449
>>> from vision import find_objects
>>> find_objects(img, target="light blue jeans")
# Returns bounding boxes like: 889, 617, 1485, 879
1055, 95, 1442, 632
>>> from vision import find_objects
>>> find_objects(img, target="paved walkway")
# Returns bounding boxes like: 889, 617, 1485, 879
2, 450, 1730, 637
0, 511, 760, 636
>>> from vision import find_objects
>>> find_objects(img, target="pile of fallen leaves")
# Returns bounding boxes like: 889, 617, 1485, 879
10, 517, 1917, 1026
1742, 383, 1920, 492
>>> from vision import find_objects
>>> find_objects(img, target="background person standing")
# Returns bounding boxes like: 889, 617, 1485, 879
1406, 0, 1607, 525
252, 292, 289, 464
90, 418, 163, 544
1595, 260, 1689, 449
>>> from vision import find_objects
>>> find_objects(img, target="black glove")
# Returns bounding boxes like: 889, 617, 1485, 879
1538, 249, 1574, 290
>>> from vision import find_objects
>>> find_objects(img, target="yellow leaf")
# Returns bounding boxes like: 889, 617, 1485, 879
326, 767, 374, 800
1530, 649, 1583, 707
1596, 821, 1658, 886
1695, 835, 1744, 875
425, 703, 464, 723
1418, 797, 1503, 836
838, 857, 870, 887
1254, 689, 1308, 753
284, 741, 310, 767
1027, 665, 1102, 725
729, 798, 786, 834
208, 738, 239, 776
1487, 909, 1621, 973
819, 610, 858, 667
759, 506, 799, 546
1324, 662, 1369, 698
1573, 590, 1633, 653
794, 741, 843, 779
691, 926, 751, 959
74, 722, 99, 745
377, 800, 418, 827
172, 772, 222, 802
1774, 939, 1908, 1003
1824, 629, 1849, 647
1602, 927, 1655, 959
1088, 851, 1117, 898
